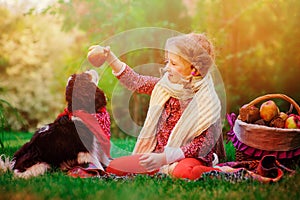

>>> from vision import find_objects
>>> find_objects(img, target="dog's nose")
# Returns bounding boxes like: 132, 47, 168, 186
86, 70, 99, 85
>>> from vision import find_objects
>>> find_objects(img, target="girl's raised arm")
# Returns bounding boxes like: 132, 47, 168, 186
87, 45, 159, 94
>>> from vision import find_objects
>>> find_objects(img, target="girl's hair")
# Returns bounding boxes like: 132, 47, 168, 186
165, 33, 215, 77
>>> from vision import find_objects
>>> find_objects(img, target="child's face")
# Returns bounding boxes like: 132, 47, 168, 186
165, 52, 192, 84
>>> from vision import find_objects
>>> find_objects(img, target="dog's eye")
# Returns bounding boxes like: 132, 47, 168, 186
85, 70, 99, 85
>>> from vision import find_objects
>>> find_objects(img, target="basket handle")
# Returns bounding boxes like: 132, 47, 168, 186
247, 94, 300, 115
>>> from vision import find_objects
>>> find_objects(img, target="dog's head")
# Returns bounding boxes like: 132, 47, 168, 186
66, 70, 106, 113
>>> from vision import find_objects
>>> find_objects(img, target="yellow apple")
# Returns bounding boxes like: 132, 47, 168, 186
285, 114, 300, 129
259, 100, 279, 122
278, 112, 288, 121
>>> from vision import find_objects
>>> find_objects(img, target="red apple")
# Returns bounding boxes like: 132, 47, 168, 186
259, 100, 279, 122
239, 104, 260, 123
87, 46, 109, 67
285, 114, 300, 129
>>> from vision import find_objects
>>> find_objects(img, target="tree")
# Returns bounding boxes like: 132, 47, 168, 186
193, 0, 300, 113
0, 7, 83, 131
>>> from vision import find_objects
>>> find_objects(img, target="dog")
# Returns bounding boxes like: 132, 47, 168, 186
7, 70, 111, 178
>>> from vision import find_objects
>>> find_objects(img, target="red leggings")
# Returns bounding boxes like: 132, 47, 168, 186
106, 156, 219, 179
172, 158, 220, 180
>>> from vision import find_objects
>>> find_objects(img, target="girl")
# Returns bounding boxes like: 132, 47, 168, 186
88, 33, 225, 179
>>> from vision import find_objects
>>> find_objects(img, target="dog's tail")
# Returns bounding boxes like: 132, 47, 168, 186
0, 154, 14, 172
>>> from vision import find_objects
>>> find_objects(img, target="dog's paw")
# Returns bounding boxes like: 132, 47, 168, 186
77, 152, 93, 164
14, 163, 50, 179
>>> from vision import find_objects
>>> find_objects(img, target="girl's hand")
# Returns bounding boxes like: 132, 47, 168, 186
87, 45, 110, 67
139, 153, 167, 172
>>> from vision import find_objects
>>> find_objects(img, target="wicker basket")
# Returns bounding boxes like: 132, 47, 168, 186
232, 94, 300, 166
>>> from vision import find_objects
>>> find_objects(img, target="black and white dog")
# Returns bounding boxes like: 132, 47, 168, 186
1, 70, 111, 178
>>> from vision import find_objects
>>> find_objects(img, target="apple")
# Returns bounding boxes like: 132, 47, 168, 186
278, 112, 288, 121
87, 46, 109, 67
269, 117, 285, 128
285, 114, 300, 129
259, 100, 279, 122
239, 104, 260, 123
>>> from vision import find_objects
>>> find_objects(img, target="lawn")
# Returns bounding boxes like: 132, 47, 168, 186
0, 132, 299, 200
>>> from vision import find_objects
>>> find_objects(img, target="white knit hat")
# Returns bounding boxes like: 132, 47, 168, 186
165, 33, 215, 77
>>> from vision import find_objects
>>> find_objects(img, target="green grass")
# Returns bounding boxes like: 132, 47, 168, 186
0, 132, 299, 200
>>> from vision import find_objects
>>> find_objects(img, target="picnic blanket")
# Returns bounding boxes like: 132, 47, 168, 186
67, 154, 295, 183
207, 155, 295, 183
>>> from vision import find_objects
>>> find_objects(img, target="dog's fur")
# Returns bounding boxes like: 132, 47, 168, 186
7, 70, 108, 178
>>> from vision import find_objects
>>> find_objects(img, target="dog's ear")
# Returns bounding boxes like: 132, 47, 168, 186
95, 87, 107, 110
65, 74, 76, 108
66, 74, 76, 87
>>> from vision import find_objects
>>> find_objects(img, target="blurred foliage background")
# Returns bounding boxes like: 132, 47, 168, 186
0, 0, 299, 137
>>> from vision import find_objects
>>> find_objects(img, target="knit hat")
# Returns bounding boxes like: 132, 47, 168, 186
165, 33, 215, 77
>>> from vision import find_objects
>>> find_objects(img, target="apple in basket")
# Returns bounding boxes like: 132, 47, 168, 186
285, 114, 300, 129
278, 112, 288, 121
239, 104, 260, 123
87, 46, 109, 67
259, 100, 279, 122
